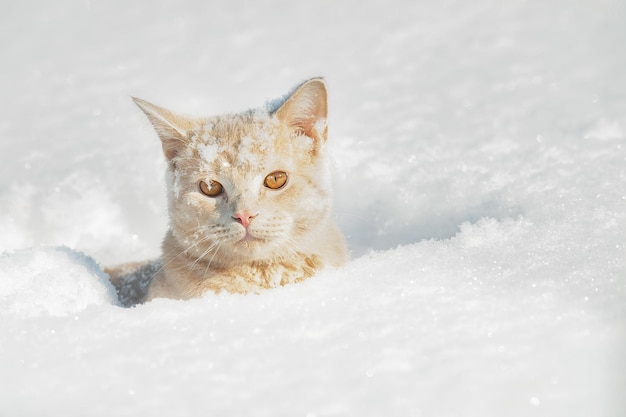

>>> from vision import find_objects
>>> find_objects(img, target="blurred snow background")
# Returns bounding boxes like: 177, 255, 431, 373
0, 0, 624, 415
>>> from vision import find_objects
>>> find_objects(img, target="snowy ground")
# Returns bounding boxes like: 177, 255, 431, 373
0, 0, 624, 415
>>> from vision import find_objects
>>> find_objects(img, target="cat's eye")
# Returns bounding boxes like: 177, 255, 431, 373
264, 171, 288, 190
199, 180, 223, 197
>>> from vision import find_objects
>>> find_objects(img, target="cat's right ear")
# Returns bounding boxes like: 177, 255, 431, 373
275, 78, 328, 144
132, 97, 193, 161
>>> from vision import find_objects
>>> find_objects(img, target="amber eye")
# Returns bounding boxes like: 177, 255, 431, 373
199, 180, 223, 197
264, 171, 288, 190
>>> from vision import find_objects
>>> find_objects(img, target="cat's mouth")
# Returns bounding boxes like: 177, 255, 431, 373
236, 231, 264, 245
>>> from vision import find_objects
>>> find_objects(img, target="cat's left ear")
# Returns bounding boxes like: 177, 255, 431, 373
275, 77, 328, 143
132, 97, 194, 161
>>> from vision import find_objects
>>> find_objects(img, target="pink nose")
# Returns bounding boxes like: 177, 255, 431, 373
233, 211, 256, 228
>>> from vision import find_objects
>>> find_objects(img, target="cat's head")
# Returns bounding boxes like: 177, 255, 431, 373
133, 78, 334, 266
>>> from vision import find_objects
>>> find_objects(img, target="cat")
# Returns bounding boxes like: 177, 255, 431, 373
105, 78, 348, 306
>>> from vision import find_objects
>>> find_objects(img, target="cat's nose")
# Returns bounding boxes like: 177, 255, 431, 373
232, 211, 257, 228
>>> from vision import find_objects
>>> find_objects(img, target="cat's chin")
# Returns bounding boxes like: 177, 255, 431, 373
233, 233, 263, 247
227, 233, 282, 262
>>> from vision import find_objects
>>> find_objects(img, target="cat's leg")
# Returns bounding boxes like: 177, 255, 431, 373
104, 260, 161, 307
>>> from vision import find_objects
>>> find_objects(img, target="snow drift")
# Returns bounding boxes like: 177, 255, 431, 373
0, 0, 624, 415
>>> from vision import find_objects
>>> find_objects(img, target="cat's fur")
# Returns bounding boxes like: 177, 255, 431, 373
105, 78, 348, 306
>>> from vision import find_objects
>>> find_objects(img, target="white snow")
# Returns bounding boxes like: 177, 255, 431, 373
0, 0, 624, 416
0, 246, 118, 317
237, 135, 264, 167
197, 141, 221, 164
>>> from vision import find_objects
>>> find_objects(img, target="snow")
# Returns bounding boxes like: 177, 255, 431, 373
197, 141, 221, 164
0, 246, 118, 317
0, 0, 624, 415
237, 134, 265, 167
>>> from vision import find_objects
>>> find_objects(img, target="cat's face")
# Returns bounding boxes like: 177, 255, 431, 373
166, 112, 331, 265
134, 79, 333, 266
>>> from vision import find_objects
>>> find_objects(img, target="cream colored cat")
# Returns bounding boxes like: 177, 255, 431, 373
105, 78, 348, 306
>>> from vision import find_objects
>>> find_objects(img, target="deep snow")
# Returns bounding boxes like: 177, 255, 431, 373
0, 0, 624, 415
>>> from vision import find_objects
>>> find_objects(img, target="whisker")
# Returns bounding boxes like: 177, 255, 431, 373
277, 236, 303, 260
190, 239, 219, 270
154, 227, 225, 276
204, 243, 223, 277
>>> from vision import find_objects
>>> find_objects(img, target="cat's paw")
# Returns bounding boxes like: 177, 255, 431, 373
0, 246, 119, 318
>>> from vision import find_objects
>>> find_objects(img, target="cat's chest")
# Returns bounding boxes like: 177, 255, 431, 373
199, 254, 323, 294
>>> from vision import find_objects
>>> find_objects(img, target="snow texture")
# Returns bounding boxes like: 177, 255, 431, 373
197, 141, 221, 164
0, 247, 118, 317
0, 0, 624, 416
